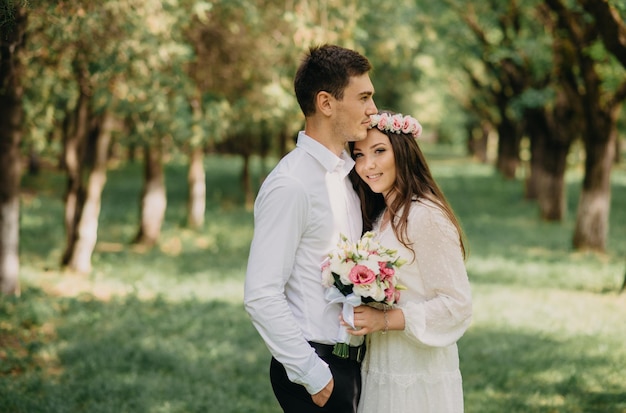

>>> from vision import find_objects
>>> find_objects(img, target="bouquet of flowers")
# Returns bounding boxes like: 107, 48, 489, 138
321, 231, 405, 357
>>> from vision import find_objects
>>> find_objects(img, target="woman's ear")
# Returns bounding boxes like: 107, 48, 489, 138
316, 91, 333, 117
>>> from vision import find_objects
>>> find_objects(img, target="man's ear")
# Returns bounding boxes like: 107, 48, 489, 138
316, 91, 334, 117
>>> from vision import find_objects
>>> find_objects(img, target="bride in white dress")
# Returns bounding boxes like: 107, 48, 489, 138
346, 111, 473, 412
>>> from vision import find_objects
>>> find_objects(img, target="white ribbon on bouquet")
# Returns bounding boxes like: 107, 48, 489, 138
325, 288, 365, 347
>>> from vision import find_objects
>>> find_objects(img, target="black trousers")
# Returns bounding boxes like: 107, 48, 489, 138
269, 350, 361, 413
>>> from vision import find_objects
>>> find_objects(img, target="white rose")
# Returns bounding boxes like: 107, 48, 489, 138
330, 256, 356, 285
321, 262, 334, 288
353, 282, 386, 302
362, 255, 381, 274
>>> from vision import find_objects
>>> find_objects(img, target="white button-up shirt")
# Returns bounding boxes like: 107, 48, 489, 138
244, 131, 362, 395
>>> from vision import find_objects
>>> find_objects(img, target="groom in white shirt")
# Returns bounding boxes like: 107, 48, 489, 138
244, 44, 377, 412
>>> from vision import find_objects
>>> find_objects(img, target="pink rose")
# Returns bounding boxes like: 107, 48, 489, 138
377, 114, 389, 130
401, 116, 411, 134
413, 122, 423, 138
349, 264, 376, 285
384, 286, 401, 304
391, 115, 403, 132
378, 261, 395, 281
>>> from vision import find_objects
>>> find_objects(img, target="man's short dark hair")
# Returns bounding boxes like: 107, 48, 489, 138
294, 44, 372, 117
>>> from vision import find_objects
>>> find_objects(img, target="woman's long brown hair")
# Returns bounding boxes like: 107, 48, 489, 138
349, 112, 467, 259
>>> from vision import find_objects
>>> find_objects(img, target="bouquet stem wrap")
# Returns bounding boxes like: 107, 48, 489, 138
325, 288, 363, 358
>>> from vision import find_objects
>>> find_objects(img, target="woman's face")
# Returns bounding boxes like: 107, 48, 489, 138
352, 128, 396, 199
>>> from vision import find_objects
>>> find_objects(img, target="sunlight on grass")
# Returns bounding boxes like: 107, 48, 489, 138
471, 284, 626, 336
467, 254, 623, 292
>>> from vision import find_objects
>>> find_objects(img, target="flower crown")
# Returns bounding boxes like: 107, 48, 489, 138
369, 113, 422, 139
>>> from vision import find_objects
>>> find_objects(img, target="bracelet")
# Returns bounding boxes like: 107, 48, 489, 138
381, 307, 389, 335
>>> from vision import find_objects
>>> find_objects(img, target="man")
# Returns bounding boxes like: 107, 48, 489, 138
244, 44, 377, 412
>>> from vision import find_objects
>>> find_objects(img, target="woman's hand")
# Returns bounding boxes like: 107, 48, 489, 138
341, 305, 386, 336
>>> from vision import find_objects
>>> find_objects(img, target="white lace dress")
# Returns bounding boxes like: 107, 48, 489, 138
358, 200, 473, 413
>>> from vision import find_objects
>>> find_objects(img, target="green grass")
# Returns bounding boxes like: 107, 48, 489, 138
2, 150, 626, 413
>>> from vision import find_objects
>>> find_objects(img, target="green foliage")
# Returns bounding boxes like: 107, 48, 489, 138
14, 0, 626, 164
510, 87, 556, 117
0, 0, 23, 31
5, 148, 626, 412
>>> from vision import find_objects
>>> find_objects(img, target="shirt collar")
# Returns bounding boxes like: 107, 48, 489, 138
296, 131, 355, 178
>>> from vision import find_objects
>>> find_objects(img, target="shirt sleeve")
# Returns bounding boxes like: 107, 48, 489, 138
243, 174, 332, 395
401, 203, 473, 348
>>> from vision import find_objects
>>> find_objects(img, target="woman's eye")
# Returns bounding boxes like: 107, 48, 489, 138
353, 153, 363, 159
375, 148, 385, 154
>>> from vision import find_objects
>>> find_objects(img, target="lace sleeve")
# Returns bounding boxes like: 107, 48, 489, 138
401, 202, 472, 348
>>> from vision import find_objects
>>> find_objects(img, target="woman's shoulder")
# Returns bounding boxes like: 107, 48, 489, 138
408, 198, 444, 218
408, 198, 456, 233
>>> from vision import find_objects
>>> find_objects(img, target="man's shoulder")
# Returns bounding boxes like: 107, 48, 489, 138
268, 147, 324, 181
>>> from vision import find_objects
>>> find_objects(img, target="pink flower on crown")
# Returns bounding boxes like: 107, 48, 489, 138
413, 122, 423, 138
377, 114, 389, 130
369, 114, 381, 128
391, 115, 403, 131
369, 112, 422, 139
402, 116, 414, 134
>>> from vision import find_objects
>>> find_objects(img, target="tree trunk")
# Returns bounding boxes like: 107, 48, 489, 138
242, 153, 253, 211
525, 102, 575, 221
187, 146, 205, 229
573, 108, 618, 251
61, 87, 90, 267
537, 86, 580, 221
524, 111, 544, 201
133, 141, 166, 247
542, 0, 625, 251
278, 128, 291, 158
529, 25, 583, 220
466, 121, 488, 163
495, 114, 520, 179
536, 139, 569, 221
128, 142, 137, 163
28, 146, 40, 175
0, 6, 26, 295
66, 112, 113, 274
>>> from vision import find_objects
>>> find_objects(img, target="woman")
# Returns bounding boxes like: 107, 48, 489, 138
345, 111, 473, 412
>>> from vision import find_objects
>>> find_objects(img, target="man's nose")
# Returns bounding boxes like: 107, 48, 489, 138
367, 99, 378, 115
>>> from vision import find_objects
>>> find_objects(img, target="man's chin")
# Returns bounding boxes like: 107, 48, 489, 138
348, 132, 368, 142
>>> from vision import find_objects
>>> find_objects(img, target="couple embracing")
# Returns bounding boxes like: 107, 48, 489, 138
244, 44, 473, 413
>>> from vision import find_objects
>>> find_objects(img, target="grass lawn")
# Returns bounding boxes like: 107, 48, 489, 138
2, 148, 625, 413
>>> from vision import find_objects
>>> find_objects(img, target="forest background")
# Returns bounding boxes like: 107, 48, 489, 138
1, 0, 625, 412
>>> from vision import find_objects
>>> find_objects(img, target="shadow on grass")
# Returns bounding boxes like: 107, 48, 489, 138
460, 327, 626, 413
435, 162, 625, 258
3, 288, 625, 413
0, 290, 280, 413
435, 170, 626, 293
